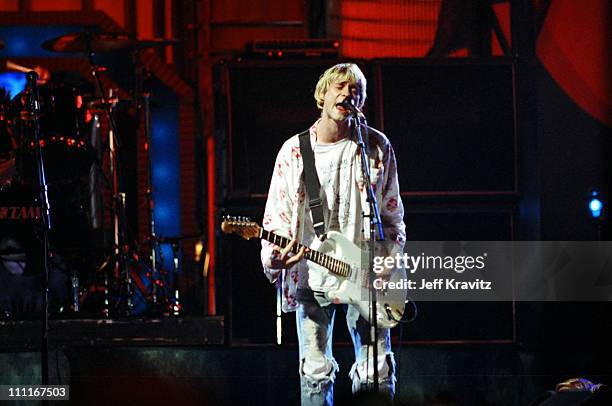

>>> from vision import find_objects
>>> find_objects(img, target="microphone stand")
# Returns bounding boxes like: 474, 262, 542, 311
350, 108, 385, 393
27, 71, 52, 387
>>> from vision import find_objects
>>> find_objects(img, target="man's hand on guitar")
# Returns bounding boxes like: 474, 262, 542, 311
267, 239, 308, 270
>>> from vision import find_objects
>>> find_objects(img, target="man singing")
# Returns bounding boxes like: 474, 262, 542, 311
261, 62, 405, 405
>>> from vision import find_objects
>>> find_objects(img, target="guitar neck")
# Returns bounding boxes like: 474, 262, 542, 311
259, 229, 350, 277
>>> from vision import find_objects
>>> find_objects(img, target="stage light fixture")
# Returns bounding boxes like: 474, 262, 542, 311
588, 190, 603, 219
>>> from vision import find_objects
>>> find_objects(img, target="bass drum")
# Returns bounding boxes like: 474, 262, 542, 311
0, 183, 68, 318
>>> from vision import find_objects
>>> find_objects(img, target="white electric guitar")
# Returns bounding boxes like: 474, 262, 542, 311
221, 216, 407, 328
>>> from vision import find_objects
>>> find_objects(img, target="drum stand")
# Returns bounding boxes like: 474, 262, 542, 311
153, 235, 189, 316
139, 69, 179, 316
169, 240, 182, 316
85, 40, 136, 317
88, 87, 135, 317
141, 91, 165, 315
78, 35, 181, 317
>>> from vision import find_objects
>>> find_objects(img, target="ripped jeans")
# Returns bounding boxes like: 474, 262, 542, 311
297, 298, 396, 406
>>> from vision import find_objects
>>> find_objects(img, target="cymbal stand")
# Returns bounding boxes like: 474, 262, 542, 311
135, 56, 174, 315
141, 92, 160, 309
86, 37, 133, 316
152, 235, 185, 316
168, 240, 183, 316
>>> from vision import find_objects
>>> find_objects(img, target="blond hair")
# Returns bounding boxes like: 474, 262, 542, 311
314, 63, 367, 110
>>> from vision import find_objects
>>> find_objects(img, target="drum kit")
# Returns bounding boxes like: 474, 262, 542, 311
0, 31, 185, 318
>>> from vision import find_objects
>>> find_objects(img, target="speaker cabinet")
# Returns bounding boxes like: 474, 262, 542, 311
376, 59, 516, 194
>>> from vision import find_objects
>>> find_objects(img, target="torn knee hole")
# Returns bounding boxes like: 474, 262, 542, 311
299, 357, 338, 382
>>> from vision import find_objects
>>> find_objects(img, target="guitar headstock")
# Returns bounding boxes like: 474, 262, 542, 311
220, 215, 261, 240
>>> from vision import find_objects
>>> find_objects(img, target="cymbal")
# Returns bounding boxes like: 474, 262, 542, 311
42, 32, 178, 53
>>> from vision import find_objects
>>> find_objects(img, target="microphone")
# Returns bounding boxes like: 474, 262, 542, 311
338, 97, 364, 118
26, 71, 40, 114
26, 71, 39, 88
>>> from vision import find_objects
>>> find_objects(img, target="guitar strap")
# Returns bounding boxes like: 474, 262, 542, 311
298, 130, 326, 238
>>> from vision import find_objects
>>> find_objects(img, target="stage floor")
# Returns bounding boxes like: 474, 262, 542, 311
1, 316, 611, 405
0, 316, 225, 349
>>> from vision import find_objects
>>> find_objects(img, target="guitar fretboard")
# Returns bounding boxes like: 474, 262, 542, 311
260, 229, 350, 277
